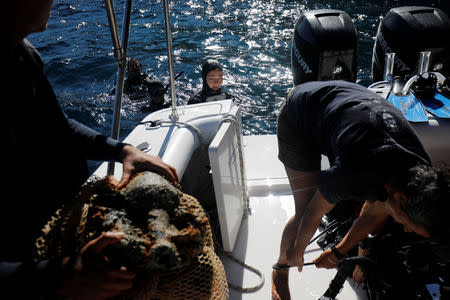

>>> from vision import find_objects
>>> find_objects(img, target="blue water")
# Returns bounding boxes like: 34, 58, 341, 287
28, 0, 446, 171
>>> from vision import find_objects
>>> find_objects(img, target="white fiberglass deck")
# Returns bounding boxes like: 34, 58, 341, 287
222, 134, 368, 300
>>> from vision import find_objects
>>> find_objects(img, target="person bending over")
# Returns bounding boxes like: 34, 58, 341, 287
272, 80, 449, 300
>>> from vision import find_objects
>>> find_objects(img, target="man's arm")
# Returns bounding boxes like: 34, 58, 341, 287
0, 259, 61, 298
336, 200, 389, 254
67, 119, 178, 185
67, 118, 126, 162
288, 189, 335, 272
314, 200, 390, 269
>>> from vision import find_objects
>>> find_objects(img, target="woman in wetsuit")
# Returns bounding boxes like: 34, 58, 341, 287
188, 59, 235, 104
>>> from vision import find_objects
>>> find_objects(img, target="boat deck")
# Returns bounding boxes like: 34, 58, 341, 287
221, 134, 368, 299
89, 95, 449, 300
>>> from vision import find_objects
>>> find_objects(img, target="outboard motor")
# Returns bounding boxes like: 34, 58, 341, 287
291, 9, 358, 85
372, 6, 450, 82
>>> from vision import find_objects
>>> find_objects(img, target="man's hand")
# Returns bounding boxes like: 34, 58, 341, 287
313, 248, 339, 269
59, 232, 136, 300
118, 145, 179, 188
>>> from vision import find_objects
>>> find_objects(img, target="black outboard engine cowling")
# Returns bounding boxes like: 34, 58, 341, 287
291, 9, 358, 85
372, 6, 450, 82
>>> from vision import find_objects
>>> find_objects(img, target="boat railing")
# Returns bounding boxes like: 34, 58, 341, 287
162, 0, 179, 121
104, 0, 133, 175
104, 0, 179, 176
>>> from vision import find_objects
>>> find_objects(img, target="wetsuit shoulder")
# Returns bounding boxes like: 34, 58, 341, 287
188, 89, 206, 104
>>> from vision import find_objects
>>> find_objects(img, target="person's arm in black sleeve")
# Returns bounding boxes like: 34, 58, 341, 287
67, 118, 127, 162
67, 117, 178, 186
0, 259, 62, 299
187, 90, 205, 105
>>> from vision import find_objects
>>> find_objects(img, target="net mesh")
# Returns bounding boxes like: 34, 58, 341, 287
34, 173, 229, 300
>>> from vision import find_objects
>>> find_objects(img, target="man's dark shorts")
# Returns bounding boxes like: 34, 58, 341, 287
277, 87, 321, 172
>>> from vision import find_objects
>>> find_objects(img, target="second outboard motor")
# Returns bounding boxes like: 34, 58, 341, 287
372, 6, 450, 82
291, 9, 358, 85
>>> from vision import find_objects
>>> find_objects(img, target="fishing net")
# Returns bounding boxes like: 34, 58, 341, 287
34, 172, 229, 300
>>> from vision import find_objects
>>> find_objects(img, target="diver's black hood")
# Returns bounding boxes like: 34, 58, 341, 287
202, 59, 222, 81
201, 59, 223, 96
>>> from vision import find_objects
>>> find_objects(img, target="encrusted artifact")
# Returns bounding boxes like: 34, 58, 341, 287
34, 171, 229, 299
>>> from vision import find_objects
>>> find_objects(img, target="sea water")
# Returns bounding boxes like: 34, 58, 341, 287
27, 0, 447, 172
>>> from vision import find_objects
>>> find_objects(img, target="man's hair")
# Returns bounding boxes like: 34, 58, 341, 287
402, 164, 450, 239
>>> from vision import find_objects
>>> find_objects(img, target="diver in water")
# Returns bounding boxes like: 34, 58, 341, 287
114, 58, 170, 113
141, 78, 171, 113
123, 57, 151, 99
188, 59, 235, 104
271, 80, 450, 300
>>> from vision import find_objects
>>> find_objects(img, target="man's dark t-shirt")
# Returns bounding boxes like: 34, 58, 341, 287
278, 80, 431, 204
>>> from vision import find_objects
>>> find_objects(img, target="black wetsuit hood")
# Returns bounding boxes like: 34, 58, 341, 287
201, 59, 224, 98
188, 59, 235, 104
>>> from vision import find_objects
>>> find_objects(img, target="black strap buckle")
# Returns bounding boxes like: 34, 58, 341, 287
331, 245, 345, 260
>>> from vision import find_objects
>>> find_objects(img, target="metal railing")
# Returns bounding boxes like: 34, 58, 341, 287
104, 0, 179, 176
104, 0, 133, 175
163, 0, 179, 121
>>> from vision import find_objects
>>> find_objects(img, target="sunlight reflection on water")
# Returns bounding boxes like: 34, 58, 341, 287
30, 0, 447, 140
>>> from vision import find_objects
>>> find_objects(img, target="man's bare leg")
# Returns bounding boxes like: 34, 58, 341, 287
272, 166, 317, 300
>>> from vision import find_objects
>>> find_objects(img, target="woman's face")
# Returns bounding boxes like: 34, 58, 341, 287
206, 69, 223, 90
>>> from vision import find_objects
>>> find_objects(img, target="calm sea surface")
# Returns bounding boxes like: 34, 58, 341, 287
28, 0, 447, 172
